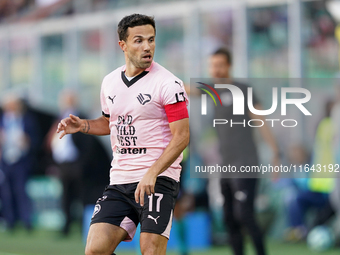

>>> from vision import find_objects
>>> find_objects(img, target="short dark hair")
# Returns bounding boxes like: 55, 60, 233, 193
212, 47, 232, 65
117, 14, 156, 41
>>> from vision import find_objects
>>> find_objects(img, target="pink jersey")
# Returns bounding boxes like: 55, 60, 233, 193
100, 61, 189, 185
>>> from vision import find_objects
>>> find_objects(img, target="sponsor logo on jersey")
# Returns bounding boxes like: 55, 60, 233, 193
137, 93, 151, 105
116, 146, 147, 154
108, 95, 116, 104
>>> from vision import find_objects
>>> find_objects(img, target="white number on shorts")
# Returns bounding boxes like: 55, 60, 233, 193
148, 193, 164, 212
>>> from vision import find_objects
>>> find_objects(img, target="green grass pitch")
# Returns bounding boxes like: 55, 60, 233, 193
0, 227, 339, 255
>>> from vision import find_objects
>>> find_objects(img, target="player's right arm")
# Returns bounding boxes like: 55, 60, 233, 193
56, 114, 110, 139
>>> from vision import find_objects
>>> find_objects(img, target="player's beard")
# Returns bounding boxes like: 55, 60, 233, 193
128, 52, 153, 69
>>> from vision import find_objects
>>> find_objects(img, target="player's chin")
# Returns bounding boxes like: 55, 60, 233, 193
139, 60, 152, 68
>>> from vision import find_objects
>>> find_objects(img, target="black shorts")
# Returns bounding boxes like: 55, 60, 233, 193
90, 176, 179, 241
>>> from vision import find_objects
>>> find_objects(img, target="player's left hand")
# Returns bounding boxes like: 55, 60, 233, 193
135, 172, 157, 207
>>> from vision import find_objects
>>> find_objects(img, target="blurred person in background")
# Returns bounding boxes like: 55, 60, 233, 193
173, 146, 209, 255
276, 144, 310, 239
284, 143, 310, 202
0, 0, 34, 22
0, 0, 73, 23
208, 48, 280, 255
46, 89, 110, 236
0, 93, 39, 231
46, 89, 84, 236
286, 100, 335, 242
331, 83, 340, 243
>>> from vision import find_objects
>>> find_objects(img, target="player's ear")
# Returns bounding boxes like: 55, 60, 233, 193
119, 40, 127, 52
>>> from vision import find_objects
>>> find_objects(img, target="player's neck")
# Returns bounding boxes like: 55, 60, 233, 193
124, 62, 146, 77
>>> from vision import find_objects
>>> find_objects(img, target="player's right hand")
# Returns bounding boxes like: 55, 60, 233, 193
56, 114, 82, 139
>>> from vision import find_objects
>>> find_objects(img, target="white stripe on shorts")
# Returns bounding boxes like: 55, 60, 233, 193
161, 209, 173, 239
120, 216, 137, 241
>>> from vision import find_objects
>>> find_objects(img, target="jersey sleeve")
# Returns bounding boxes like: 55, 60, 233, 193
160, 79, 189, 106
100, 81, 110, 117
164, 101, 189, 122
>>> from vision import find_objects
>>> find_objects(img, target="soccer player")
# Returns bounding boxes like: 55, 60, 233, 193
57, 14, 189, 255
208, 48, 279, 255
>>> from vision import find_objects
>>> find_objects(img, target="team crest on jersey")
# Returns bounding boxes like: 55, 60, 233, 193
92, 204, 101, 218
137, 93, 151, 105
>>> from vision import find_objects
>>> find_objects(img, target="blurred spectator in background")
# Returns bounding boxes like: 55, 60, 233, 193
332, 82, 340, 174
46, 89, 85, 236
0, 0, 71, 23
47, 90, 82, 235
329, 175, 340, 244
36, 0, 60, 6
286, 100, 335, 242
174, 146, 209, 255
0, 0, 120, 24
0, 0, 35, 22
329, 83, 340, 242
209, 48, 280, 255
0, 93, 39, 231
46, 89, 110, 236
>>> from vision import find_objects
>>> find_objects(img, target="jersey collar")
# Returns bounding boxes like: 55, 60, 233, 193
121, 61, 154, 88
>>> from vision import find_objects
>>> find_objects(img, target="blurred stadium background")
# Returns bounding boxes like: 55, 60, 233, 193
1, 0, 340, 254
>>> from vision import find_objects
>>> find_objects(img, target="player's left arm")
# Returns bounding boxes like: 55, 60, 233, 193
135, 117, 189, 206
